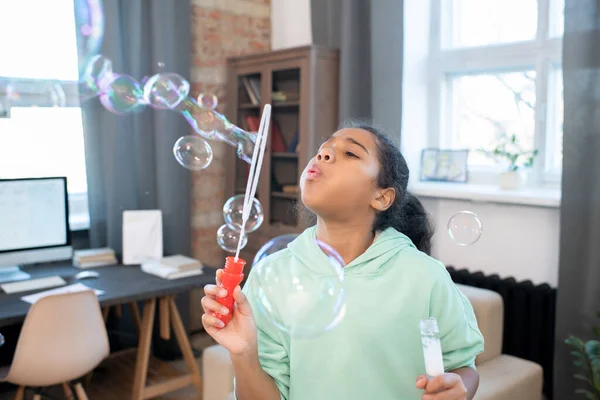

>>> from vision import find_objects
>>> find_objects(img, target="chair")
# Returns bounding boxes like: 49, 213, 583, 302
0, 290, 110, 399
201, 284, 544, 400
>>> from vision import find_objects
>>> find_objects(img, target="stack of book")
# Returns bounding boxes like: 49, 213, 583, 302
73, 248, 118, 268
141, 255, 203, 280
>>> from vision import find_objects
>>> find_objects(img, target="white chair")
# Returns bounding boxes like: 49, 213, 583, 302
0, 290, 110, 399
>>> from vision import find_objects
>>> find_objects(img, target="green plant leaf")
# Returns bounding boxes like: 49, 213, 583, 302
593, 326, 600, 339
575, 373, 593, 386
586, 341, 600, 360
574, 388, 597, 400
567, 336, 587, 349
574, 351, 588, 359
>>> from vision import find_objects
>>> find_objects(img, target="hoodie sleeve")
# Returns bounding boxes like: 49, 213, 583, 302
234, 271, 290, 400
428, 263, 485, 371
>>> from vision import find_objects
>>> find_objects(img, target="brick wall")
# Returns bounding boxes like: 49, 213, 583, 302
188, 0, 270, 330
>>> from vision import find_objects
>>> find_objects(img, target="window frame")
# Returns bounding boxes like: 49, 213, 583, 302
428, 0, 563, 186
0, 78, 89, 232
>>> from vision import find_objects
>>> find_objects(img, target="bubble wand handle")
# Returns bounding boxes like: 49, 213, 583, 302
420, 317, 445, 377
211, 105, 270, 326
235, 104, 271, 260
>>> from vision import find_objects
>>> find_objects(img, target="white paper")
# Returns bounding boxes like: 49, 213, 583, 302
21, 283, 105, 304
122, 210, 163, 265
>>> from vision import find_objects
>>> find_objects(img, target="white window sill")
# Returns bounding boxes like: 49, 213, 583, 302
69, 213, 90, 231
409, 181, 561, 208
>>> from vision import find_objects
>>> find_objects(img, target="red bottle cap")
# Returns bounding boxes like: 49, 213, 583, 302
224, 256, 246, 275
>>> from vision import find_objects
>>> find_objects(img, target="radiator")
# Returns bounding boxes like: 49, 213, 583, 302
446, 266, 557, 399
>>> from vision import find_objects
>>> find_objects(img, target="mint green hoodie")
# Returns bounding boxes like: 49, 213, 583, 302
239, 227, 484, 400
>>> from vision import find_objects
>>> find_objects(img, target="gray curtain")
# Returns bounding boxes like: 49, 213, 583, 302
82, 0, 191, 258
310, 0, 403, 135
554, 0, 600, 398
81, 0, 193, 354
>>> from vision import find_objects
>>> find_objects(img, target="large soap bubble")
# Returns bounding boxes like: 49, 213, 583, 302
249, 236, 346, 339
252, 234, 299, 266
223, 194, 264, 233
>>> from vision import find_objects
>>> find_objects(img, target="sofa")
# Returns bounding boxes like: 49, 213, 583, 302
202, 284, 543, 400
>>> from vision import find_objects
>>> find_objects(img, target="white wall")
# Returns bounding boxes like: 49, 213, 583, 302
270, 0, 312, 50
422, 198, 560, 287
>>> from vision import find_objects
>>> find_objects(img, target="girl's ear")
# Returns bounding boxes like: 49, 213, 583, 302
371, 187, 395, 212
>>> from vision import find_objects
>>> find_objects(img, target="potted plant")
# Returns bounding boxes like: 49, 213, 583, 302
565, 312, 600, 399
480, 133, 539, 190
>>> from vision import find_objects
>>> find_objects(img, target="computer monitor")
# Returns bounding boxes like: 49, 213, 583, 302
0, 177, 73, 283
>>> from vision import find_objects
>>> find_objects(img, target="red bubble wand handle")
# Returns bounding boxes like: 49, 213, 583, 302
212, 104, 271, 325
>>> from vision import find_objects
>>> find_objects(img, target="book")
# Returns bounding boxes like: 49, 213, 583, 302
73, 247, 118, 269
141, 254, 203, 280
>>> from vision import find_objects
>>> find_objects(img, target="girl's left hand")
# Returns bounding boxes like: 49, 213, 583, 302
416, 373, 467, 400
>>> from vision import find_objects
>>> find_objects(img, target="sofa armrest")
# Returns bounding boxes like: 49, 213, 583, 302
456, 284, 504, 365
203, 344, 235, 400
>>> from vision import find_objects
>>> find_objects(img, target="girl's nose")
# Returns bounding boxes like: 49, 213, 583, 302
316, 147, 335, 163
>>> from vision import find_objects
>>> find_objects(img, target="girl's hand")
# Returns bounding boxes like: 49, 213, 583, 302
416, 373, 468, 400
201, 269, 257, 356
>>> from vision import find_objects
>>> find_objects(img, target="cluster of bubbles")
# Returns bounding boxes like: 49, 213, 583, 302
79, 54, 257, 170
217, 194, 264, 253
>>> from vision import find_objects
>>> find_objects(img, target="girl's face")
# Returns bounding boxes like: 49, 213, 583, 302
300, 128, 394, 221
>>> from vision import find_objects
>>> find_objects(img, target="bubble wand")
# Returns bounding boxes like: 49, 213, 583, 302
235, 104, 271, 261
212, 104, 271, 325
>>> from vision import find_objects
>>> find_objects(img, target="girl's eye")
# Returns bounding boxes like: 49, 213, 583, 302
345, 151, 359, 159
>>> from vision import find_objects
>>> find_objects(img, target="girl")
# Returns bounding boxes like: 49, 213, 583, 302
201, 121, 484, 400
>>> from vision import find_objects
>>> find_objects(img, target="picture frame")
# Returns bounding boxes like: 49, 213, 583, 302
419, 148, 469, 183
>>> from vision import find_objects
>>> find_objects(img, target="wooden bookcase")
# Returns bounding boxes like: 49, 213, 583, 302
224, 45, 339, 263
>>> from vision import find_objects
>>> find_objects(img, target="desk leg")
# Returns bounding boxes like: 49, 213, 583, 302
130, 296, 202, 399
169, 296, 203, 393
131, 298, 156, 400
130, 302, 142, 334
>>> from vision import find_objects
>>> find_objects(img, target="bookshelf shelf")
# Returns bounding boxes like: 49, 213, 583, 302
272, 152, 298, 159
239, 103, 260, 109
272, 100, 300, 108
225, 45, 339, 261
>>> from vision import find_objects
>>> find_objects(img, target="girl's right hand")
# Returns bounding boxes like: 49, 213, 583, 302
201, 269, 257, 356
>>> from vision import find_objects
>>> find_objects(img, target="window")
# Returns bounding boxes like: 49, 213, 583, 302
430, 0, 564, 184
0, 0, 89, 229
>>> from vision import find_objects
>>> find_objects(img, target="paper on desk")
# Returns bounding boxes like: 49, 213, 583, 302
122, 210, 163, 265
21, 283, 105, 304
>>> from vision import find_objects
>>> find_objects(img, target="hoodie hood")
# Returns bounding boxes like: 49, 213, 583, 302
287, 226, 416, 276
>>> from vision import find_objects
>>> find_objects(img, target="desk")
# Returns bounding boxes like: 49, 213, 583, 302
0, 263, 217, 400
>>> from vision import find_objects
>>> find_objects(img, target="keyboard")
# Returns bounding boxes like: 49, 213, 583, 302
1, 276, 67, 294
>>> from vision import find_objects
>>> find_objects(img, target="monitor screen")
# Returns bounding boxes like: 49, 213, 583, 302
0, 177, 70, 253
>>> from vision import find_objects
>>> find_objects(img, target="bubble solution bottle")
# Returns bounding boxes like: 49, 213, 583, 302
212, 256, 246, 325
420, 317, 445, 377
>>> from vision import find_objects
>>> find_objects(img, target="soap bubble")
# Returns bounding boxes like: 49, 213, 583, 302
82, 54, 113, 92
74, 0, 105, 77
447, 211, 483, 246
223, 195, 264, 233
198, 93, 218, 110
173, 135, 213, 170
252, 234, 299, 266
99, 74, 145, 114
143, 73, 190, 110
249, 237, 346, 339
217, 224, 248, 253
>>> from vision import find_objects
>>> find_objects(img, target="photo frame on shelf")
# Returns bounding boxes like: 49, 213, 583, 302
419, 148, 469, 183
